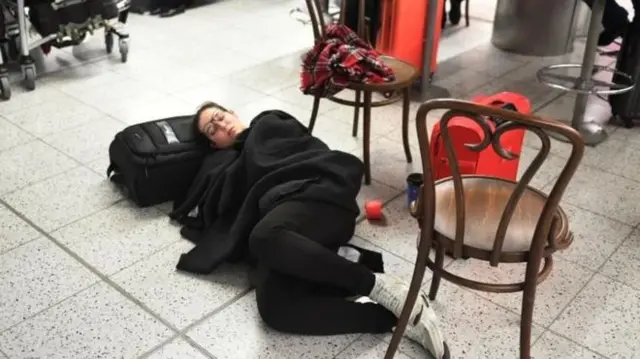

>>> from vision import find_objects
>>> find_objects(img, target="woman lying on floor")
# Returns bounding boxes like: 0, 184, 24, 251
169, 102, 449, 359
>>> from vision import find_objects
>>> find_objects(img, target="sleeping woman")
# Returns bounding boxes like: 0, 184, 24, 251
170, 101, 449, 359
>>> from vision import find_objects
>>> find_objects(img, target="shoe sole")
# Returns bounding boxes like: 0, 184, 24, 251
443, 342, 451, 359
419, 293, 447, 358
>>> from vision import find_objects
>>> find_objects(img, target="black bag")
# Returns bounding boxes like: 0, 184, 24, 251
610, 19, 640, 128
29, 0, 119, 38
107, 115, 210, 207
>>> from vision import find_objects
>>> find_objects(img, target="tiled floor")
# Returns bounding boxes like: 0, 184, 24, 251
1, 0, 640, 358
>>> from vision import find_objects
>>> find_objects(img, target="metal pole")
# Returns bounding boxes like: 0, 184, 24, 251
417, 0, 450, 100
16, 0, 29, 58
570, 0, 608, 145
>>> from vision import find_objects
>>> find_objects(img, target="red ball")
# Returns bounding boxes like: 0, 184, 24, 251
364, 200, 383, 220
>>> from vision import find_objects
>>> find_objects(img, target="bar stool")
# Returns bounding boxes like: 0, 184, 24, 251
536, 0, 634, 146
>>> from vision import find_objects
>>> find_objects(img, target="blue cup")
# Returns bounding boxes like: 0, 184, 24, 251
406, 173, 424, 208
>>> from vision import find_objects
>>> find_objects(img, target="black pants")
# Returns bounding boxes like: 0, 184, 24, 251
583, 0, 638, 34
249, 200, 397, 335
343, 0, 381, 45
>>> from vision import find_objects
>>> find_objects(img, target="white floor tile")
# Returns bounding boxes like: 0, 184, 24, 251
600, 229, 640, 291
270, 85, 340, 115
349, 236, 433, 285
393, 281, 543, 359
0, 140, 78, 195
2, 93, 106, 137
176, 77, 266, 110
229, 61, 300, 95
147, 339, 209, 359
351, 137, 422, 190
2, 167, 122, 231
0, 205, 40, 254
559, 204, 634, 270
335, 334, 412, 359
0, 85, 65, 116
0, 238, 98, 331
0, 282, 173, 359
0, 116, 34, 152
532, 331, 606, 359
112, 241, 250, 329
562, 165, 640, 226
355, 196, 447, 267
52, 201, 178, 276
551, 274, 640, 358
446, 257, 594, 326
106, 93, 194, 125
42, 116, 125, 164
187, 292, 358, 359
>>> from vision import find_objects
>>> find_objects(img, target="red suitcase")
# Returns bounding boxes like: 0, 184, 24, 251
430, 92, 531, 182
376, 0, 444, 76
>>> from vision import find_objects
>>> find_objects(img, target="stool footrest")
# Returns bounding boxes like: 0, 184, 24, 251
537, 63, 634, 95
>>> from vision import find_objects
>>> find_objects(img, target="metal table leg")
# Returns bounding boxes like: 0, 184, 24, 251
567, 0, 609, 145
416, 0, 450, 101
537, 0, 634, 144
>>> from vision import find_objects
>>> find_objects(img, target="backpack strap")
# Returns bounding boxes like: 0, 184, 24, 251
106, 163, 125, 186
106, 163, 115, 178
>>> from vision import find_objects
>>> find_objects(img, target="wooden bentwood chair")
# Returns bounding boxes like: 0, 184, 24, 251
384, 99, 585, 359
304, 0, 420, 184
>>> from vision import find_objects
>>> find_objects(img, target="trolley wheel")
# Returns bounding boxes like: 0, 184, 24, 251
0, 76, 11, 100
119, 38, 129, 63
23, 67, 36, 91
105, 32, 114, 54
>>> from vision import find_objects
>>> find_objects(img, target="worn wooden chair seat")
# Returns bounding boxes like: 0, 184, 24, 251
346, 56, 420, 92
430, 176, 572, 260
385, 99, 585, 359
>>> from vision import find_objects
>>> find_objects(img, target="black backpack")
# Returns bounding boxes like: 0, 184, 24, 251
107, 115, 210, 207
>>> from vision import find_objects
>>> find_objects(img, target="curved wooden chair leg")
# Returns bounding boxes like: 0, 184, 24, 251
362, 91, 372, 185
401, 87, 412, 163
465, 0, 470, 27
519, 253, 542, 359
309, 95, 321, 133
428, 241, 446, 301
384, 231, 432, 359
352, 90, 361, 137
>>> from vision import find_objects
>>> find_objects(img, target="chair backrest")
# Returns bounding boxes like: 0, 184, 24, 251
414, 99, 585, 265
304, 0, 368, 43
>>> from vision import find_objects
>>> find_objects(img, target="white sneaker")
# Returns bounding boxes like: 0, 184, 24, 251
368, 273, 423, 323
402, 293, 447, 359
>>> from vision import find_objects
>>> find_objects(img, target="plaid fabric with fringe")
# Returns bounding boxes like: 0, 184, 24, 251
300, 24, 395, 97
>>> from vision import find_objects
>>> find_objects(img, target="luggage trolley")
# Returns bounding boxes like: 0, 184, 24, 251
0, 0, 131, 100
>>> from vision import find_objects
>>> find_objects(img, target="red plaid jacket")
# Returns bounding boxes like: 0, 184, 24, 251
300, 24, 395, 97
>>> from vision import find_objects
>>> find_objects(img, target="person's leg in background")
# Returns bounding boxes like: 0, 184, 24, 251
582, 0, 631, 45
343, 0, 381, 44
248, 200, 447, 358
448, 0, 464, 26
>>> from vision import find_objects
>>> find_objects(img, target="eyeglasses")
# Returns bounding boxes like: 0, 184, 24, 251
202, 110, 225, 136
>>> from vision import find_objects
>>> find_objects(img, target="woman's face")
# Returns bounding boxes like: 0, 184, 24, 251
197, 106, 247, 148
